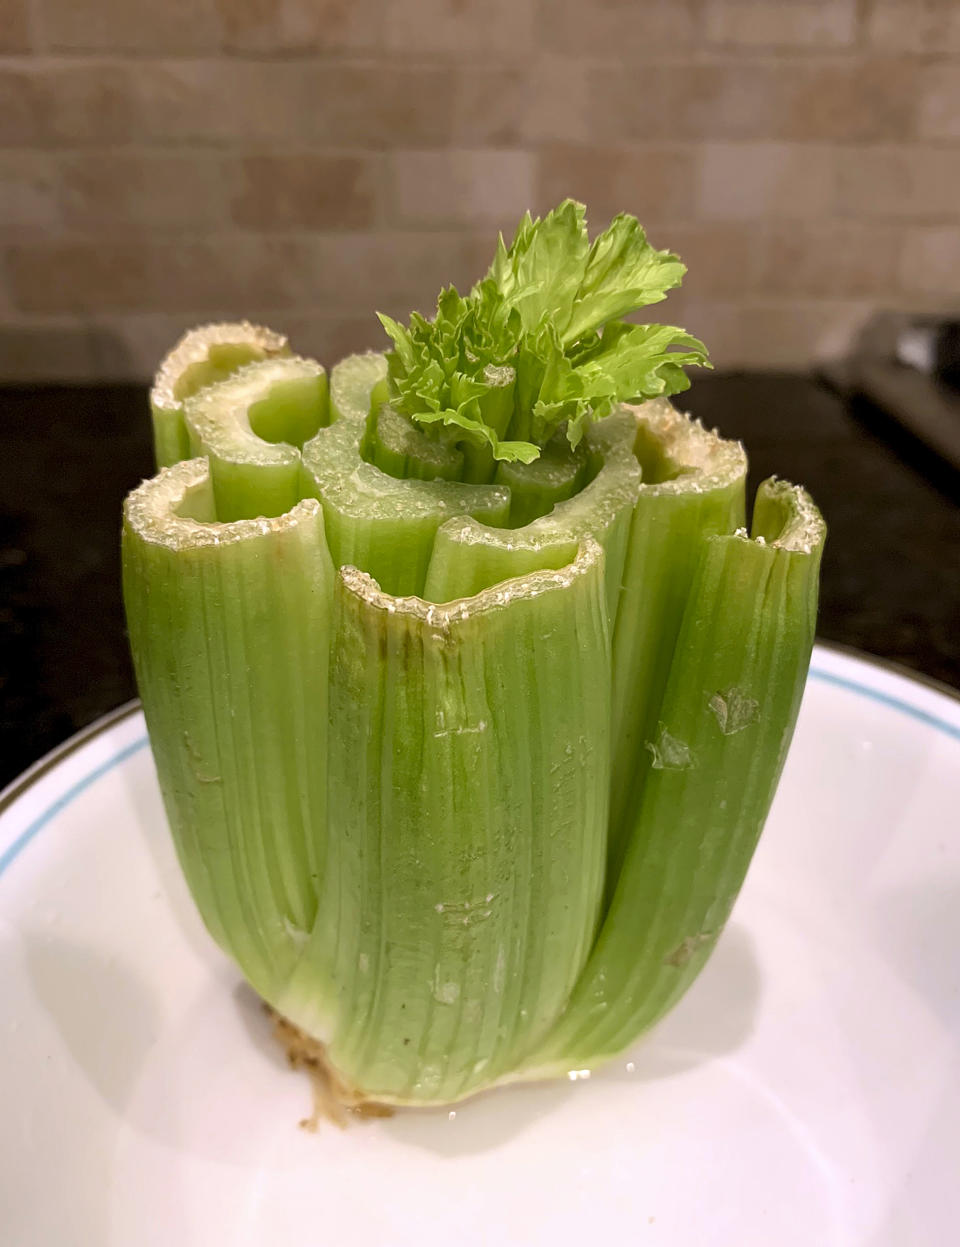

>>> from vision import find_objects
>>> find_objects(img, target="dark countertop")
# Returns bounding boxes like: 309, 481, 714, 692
1, 374, 958, 790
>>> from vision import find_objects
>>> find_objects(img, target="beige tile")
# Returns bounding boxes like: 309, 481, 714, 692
24, 63, 138, 145
0, 0, 30, 52
275, 313, 385, 364
87, 312, 204, 379
782, 59, 920, 142
588, 63, 788, 143
36, 63, 286, 148
865, 0, 960, 52
132, 61, 261, 143
0, 263, 13, 319
231, 154, 379, 229
665, 223, 758, 298
666, 297, 875, 368
295, 63, 456, 147
697, 143, 836, 219
388, 150, 535, 230
543, 0, 699, 55
80, 61, 316, 146
0, 154, 60, 229
704, 0, 856, 46
536, 143, 696, 225
899, 227, 960, 293
917, 65, 960, 140
40, 0, 218, 50
306, 231, 494, 314
450, 58, 591, 147
758, 222, 902, 296
60, 153, 228, 227
7, 237, 155, 313
0, 70, 54, 147
6, 233, 328, 316
385, 0, 534, 54
590, 60, 919, 143
459, 229, 505, 282
836, 147, 960, 219
520, 57, 591, 144
215, 0, 382, 52
146, 235, 322, 312
128, 60, 418, 147
451, 66, 528, 147
0, 62, 263, 148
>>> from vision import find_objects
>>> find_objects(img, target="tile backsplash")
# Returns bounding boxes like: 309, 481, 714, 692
1, 0, 958, 379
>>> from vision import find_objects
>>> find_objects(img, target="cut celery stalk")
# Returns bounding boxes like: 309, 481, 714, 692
122, 459, 334, 1000
494, 431, 589, 526
301, 355, 510, 596
521, 478, 824, 1075
277, 540, 611, 1105
459, 365, 516, 484
424, 399, 747, 891
127, 312, 825, 1111
363, 400, 465, 482
422, 409, 641, 621
606, 400, 747, 888
150, 322, 289, 468
184, 357, 329, 521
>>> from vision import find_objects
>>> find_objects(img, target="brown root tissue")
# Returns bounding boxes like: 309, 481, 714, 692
268, 1008, 394, 1130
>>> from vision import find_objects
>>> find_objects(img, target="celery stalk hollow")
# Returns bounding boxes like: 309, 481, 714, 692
123, 203, 824, 1106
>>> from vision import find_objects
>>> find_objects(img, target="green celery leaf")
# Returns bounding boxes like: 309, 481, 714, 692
377, 201, 709, 468
575, 322, 711, 399
562, 216, 687, 344
485, 200, 591, 333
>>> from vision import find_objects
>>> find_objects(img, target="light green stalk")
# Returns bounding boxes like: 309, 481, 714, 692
122, 459, 333, 1001
300, 354, 510, 596
125, 323, 824, 1107
521, 479, 824, 1075
150, 322, 290, 467
280, 541, 610, 1104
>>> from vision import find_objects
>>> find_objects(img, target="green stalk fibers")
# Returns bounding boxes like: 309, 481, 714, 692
278, 541, 610, 1104
184, 356, 329, 521
122, 459, 334, 1001
521, 478, 825, 1075
124, 325, 825, 1108
300, 355, 510, 597
150, 321, 290, 468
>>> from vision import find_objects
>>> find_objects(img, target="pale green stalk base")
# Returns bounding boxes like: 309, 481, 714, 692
281, 542, 610, 1104
123, 461, 333, 1002
125, 337, 825, 1107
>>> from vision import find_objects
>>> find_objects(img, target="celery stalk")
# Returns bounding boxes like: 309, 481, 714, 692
184, 357, 329, 520
607, 400, 747, 888
124, 201, 826, 1109
522, 479, 824, 1074
422, 408, 641, 621
279, 542, 610, 1104
150, 322, 290, 468
122, 460, 333, 999
363, 401, 465, 482
301, 356, 510, 597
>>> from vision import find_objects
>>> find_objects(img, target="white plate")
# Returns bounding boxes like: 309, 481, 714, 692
2, 645, 959, 1247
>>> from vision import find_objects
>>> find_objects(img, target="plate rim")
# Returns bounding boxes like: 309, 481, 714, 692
0, 699, 142, 816
1, 643, 958, 880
